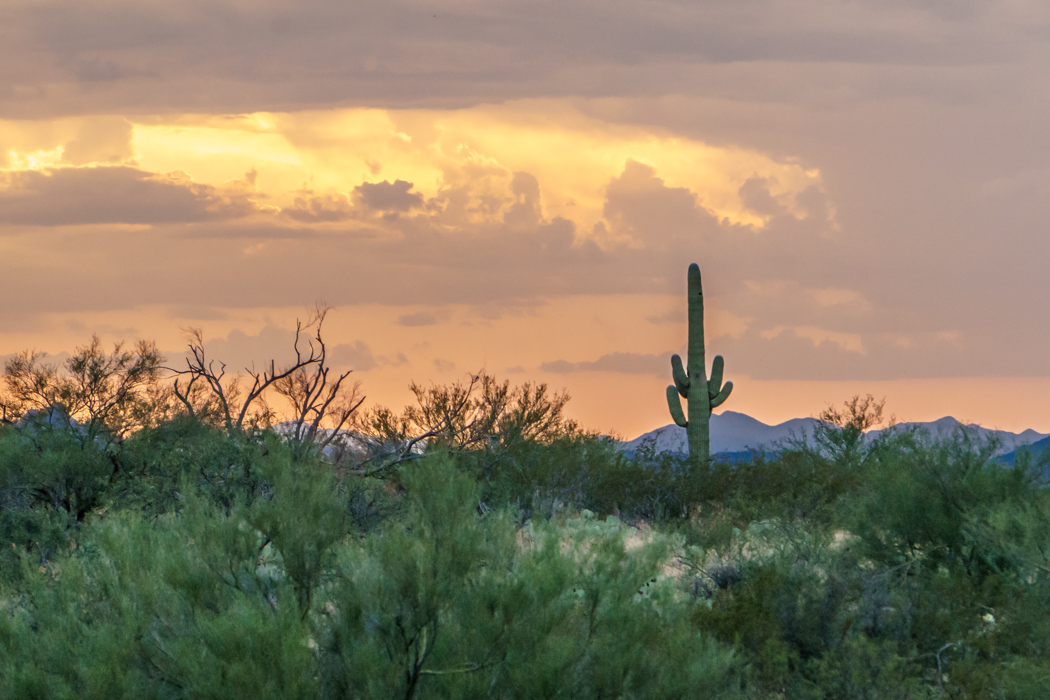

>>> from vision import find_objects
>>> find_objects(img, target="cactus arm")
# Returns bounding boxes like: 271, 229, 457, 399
666, 386, 688, 427
708, 355, 725, 398
671, 354, 689, 397
663, 263, 731, 468
710, 381, 733, 409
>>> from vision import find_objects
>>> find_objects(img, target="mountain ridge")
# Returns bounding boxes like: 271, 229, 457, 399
624, 411, 1050, 457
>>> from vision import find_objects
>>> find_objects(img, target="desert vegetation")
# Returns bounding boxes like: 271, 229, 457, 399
1, 322, 1050, 699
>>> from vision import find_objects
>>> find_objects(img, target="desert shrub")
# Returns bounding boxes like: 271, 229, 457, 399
0, 417, 116, 585
0, 451, 744, 699
113, 417, 269, 516
471, 431, 713, 524
683, 423, 1050, 698
320, 455, 742, 699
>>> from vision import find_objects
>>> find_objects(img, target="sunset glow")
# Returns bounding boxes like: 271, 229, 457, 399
3, 0, 1050, 436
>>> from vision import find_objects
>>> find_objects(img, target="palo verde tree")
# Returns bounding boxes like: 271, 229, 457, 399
666, 263, 732, 468
0, 336, 164, 443
356, 372, 574, 476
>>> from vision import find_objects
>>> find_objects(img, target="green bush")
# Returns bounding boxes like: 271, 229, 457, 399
6, 363, 1050, 698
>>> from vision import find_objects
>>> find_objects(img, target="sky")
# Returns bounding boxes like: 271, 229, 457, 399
2, 0, 1050, 438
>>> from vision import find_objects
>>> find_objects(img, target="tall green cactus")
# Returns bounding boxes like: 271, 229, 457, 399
666, 263, 733, 467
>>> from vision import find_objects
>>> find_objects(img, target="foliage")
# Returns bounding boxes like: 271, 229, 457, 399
356, 371, 575, 475
0, 451, 742, 699
5, 326, 1050, 697
0, 336, 163, 441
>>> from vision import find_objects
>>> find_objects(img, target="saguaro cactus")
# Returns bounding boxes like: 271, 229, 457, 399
666, 263, 733, 467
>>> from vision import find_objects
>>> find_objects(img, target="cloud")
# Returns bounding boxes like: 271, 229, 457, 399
179, 326, 380, 374
0, 0, 1028, 118
0, 154, 851, 327
328, 341, 378, 371
398, 311, 440, 327
541, 352, 667, 376
61, 116, 133, 166
282, 193, 355, 223
353, 179, 424, 212
714, 323, 1050, 381
738, 176, 786, 218
647, 309, 683, 325
0, 108, 1045, 388
0, 166, 262, 226
281, 179, 424, 222
600, 159, 724, 247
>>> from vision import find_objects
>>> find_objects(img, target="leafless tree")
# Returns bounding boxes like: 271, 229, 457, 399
168, 306, 364, 456
272, 317, 366, 456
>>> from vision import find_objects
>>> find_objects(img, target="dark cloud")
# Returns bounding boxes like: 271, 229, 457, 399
534, 320, 1050, 382
601, 159, 725, 247
191, 326, 304, 374
0, 351, 73, 372
0, 0, 1032, 118
353, 179, 423, 212
0, 166, 261, 226
739, 176, 785, 218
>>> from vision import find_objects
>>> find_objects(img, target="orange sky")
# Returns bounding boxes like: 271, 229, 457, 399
2, 1, 1050, 436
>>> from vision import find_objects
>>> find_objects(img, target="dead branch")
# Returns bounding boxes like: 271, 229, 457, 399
167, 306, 366, 452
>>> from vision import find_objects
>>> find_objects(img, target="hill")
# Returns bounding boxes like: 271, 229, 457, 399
625, 412, 1049, 458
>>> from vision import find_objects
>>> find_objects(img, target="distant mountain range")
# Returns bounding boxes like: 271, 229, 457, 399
624, 411, 1050, 459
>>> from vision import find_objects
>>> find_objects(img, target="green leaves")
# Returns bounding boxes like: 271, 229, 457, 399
6, 391, 1050, 698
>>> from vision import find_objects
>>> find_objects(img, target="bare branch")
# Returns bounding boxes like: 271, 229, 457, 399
167, 307, 367, 453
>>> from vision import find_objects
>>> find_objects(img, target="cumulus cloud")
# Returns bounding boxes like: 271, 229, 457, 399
353, 179, 424, 212
0, 166, 262, 226
281, 180, 424, 222
282, 193, 355, 223
600, 159, 725, 247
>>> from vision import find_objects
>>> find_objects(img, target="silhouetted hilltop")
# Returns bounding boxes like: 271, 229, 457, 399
625, 411, 1049, 458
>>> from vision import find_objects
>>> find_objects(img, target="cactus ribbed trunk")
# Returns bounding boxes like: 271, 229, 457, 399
665, 263, 733, 469
686, 264, 710, 464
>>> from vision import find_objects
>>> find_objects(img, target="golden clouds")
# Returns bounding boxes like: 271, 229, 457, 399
1, 116, 133, 170
3, 102, 827, 241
